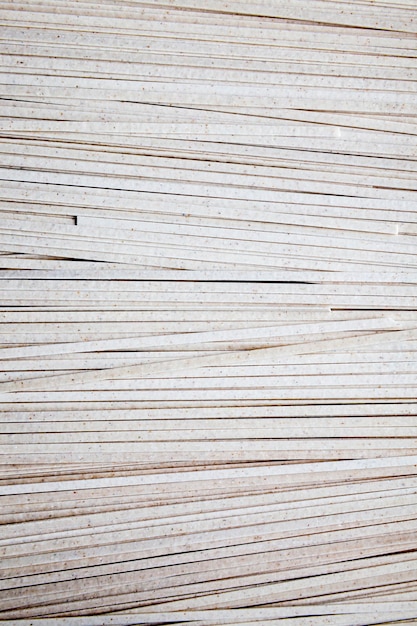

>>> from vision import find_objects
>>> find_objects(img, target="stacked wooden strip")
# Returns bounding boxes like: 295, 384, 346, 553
0, 0, 417, 623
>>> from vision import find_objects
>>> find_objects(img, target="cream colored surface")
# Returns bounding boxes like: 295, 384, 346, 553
0, 0, 416, 622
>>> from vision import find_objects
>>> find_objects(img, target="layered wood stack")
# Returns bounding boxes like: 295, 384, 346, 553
1, 0, 417, 623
